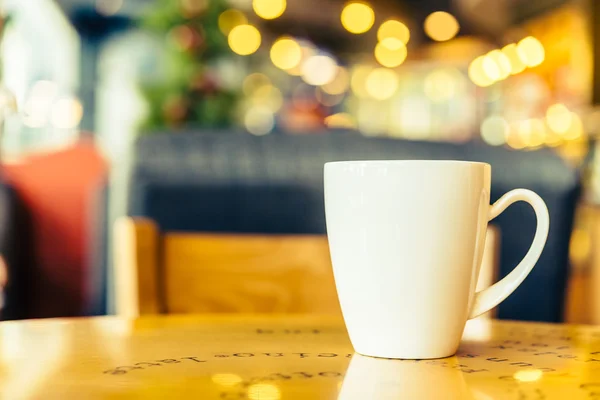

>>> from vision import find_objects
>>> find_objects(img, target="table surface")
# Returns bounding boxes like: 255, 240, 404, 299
1, 315, 600, 399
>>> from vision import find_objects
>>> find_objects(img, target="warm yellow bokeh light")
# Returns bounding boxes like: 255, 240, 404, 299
228, 24, 261, 55
487, 50, 511, 80
211, 374, 243, 386
424, 69, 458, 102
514, 369, 543, 383
518, 119, 546, 148
481, 55, 501, 82
517, 36, 545, 67
564, 113, 583, 140
501, 44, 526, 75
546, 104, 572, 134
270, 37, 302, 70
252, 0, 286, 20
325, 112, 356, 129
480, 116, 509, 146
424, 11, 459, 42
341, 2, 375, 34
242, 73, 271, 96
365, 68, 399, 100
468, 56, 494, 87
301, 55, 337, 86
321, 67, 350, 95
374, 40, 407, 68
247, 383, 281, 400
350, 65, 373, 98
245, 105, 274, 135
218, 10, 247, 35
377, 19, 410, 45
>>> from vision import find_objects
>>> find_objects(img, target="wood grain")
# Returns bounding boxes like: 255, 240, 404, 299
163, 234, 340, 314
114, 217, 161, 316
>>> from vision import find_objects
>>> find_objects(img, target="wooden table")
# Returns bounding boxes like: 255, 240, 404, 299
1, 315, 600, 399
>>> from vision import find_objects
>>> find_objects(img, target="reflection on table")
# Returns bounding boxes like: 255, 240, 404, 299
0, 315, 599, 398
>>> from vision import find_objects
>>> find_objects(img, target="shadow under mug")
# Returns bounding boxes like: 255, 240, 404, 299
324, 160, 549, 359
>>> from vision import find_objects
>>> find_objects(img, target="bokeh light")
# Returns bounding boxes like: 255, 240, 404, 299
247, 383, 281, 400
211, 374, 243, 386
424, 11, 459, 42
301, 55, 337, 86
51, 97, 84, 129
546, 104, 572, 134
487, 50, 511, 80
377, 19, 410, 45
424, 69, 460, 102
252, 0, 286, 20
564, 113, 583, 140
517, 36, 545, 67
95, 0, 123, 16
501, 44, 526, 75
321, 67, 350, 95
365, 68, 399, 100
350, 64, 373, 98
480, 116, 509, 146
481, 55, 501, 81
341, 2, 375, 34
315, 88, 344, 107
180, 0, 208, 17
270, 37, 302, 70
243, 73, 271, 96
325, 113, 356, 129
218, 10, 248, 35
513, 369, 543, 383
374, 39, 407, 68
245, 105, 275, 135
468, 56, 494, 87
228, 24, 261, 55
517, 118, 546, 148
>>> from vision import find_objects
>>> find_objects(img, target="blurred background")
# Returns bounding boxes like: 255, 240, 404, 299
0, 0, 597, 324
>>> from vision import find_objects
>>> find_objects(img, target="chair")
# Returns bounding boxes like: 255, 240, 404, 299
114, 217, 339, 316
117, 131, 580, 322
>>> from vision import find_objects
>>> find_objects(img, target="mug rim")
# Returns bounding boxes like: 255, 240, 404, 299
325, 160, 490, 167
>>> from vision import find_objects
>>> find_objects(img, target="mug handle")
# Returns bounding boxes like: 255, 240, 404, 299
468, 189, 550, 319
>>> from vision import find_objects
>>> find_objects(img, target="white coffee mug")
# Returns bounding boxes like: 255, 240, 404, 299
324, 160, 549, 359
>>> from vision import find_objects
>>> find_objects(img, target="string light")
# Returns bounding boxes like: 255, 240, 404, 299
252, 0, 286, 20
468, 56, 494, 87
501, 44, 526, 75
487, 50, 511, 80
228, 24, 261, 55
218, 10, 248, 35
341, 2, 375, 34
365, 68, 399, 100
377, 19, 410, 45
424, 11, 459, 42
517, 36, 545, 67
374, 39, 407, 68
270, 37, 302, 70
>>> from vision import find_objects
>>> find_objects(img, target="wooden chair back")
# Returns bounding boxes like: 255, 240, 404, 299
114, 217, 340, 316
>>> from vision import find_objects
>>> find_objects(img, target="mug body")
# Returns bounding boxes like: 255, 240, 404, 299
324, 160, 491, 359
